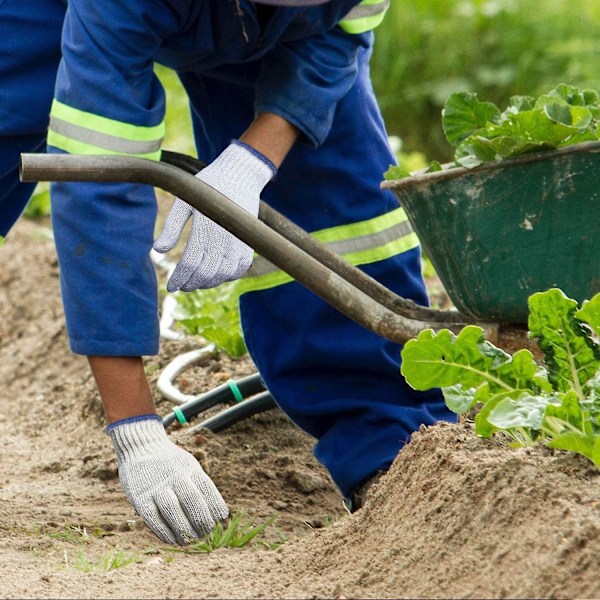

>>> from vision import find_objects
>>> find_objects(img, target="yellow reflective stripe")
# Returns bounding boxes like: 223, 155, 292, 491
339, 0, 389, 34
48, 99, 164, 159
237, 210, 420, 296
313, 206, 407, 244
51, 100, 164, 142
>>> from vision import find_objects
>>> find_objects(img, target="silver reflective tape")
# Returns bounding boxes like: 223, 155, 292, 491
49, 116, 163, 155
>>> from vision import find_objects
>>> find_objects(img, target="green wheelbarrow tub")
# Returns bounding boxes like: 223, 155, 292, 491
382, 141, 600, 323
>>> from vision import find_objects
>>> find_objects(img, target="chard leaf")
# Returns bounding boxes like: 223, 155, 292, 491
528, 289, 600, 394
487, 392, 557, 432
546, 431, 597, 463
575, 293, 600, 339
426, 160, 443, 173
544, 390, 590, 434
503, 109, 580, 145
557, 129, 599, 147
442, 92, 501, 145
384, 164, 411, 181
474, 393, 506, 438
455, 137, 498, 163
538, 83, 600, 108
507, 95, 535, 112
442, 385, 477, 414
494, 349, 545, 391
544, 103, 592, 129
400, 326, 513, 392
579, 375, 600, 433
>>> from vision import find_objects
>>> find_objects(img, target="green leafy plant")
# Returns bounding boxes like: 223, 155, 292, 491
385, 83, 600, 179
175, 282, 247, 358
23, 184, 51, 219
63, 548, 141, 572
166, 513, 279, 554
400, 288, 600, 465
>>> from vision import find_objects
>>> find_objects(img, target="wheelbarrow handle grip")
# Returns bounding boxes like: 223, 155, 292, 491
20, 152, 498, 345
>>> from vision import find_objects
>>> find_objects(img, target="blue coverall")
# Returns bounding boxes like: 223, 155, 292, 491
1, 0, 455, 500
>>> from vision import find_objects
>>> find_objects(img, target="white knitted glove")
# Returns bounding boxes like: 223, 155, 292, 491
153, 140, 276, 292
107, 415, 229, 545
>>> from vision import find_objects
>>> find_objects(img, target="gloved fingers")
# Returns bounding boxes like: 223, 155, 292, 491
179, 238, 253, 291
164, 212, 214, 292
136, 502, 179, 545
154, 488, 204, 545
153, 198, 193, 253
173, 478, 227, 536
190, 471, 230, 522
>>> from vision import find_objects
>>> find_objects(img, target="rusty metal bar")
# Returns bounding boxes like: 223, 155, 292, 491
161, 150, 465, 324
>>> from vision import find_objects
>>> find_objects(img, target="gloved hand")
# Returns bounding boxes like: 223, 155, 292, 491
153, 140, 276, 292
107, 415, 229, 545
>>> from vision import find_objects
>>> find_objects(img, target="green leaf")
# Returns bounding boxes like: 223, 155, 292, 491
474, 393, 506, 438
547, 431, 597, 462
400, 326, 513, 391
544, 390, 589, 434
494, 349, 546, 391
544, 103, 592, 129
383, 164, 411, 181
442, 92, 501, 146
507, 95, 535, 112
488, 392, 558, 432
575, 293, 600, 339
425, 160, 443, 173
175, 282, 247, 358
504, 109, 579, 145
528, 289, 600, 394
442, 384, 477, 414
539, 83, 600, 108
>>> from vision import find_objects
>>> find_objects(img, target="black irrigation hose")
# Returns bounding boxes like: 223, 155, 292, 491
189, 391, 277, 433
162, 372, 267, 428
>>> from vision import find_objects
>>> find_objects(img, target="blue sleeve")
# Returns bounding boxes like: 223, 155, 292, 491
51, 0, 193, 144
255, 27, 373, 148
46, 0, 192, 357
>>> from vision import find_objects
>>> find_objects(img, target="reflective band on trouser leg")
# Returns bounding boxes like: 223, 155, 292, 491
236, 206, 419, 295
47, 99, 164, 160
181, 48, 455, 501
339, 0, 390, 34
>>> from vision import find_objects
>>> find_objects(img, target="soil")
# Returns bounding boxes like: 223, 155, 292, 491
2, 215, 600, 599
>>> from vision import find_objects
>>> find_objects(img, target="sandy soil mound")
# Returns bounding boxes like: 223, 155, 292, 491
2, 217, 600, 599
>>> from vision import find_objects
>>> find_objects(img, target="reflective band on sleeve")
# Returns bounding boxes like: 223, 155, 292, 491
236, 206, 420, 295
339, 0, 390, 34
47, 99, 164, 160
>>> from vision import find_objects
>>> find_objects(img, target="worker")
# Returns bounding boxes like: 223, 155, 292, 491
2, 0, 456, 545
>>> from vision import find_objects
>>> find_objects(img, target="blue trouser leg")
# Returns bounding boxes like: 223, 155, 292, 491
181, 49, 456, 499
0, 0, 64, 237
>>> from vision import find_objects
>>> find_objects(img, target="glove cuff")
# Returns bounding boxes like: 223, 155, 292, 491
106, 414, 168, 464
202, 140, 276, 199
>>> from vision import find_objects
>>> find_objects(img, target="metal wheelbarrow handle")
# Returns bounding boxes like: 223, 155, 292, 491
20, 152, 504, 346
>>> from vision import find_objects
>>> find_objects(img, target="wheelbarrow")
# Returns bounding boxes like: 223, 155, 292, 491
381, 140, 600, 323
23, 145, 589, 427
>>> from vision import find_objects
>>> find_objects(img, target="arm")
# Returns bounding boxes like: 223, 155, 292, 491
49, 0, 229, 545
240, 112, 300, 168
